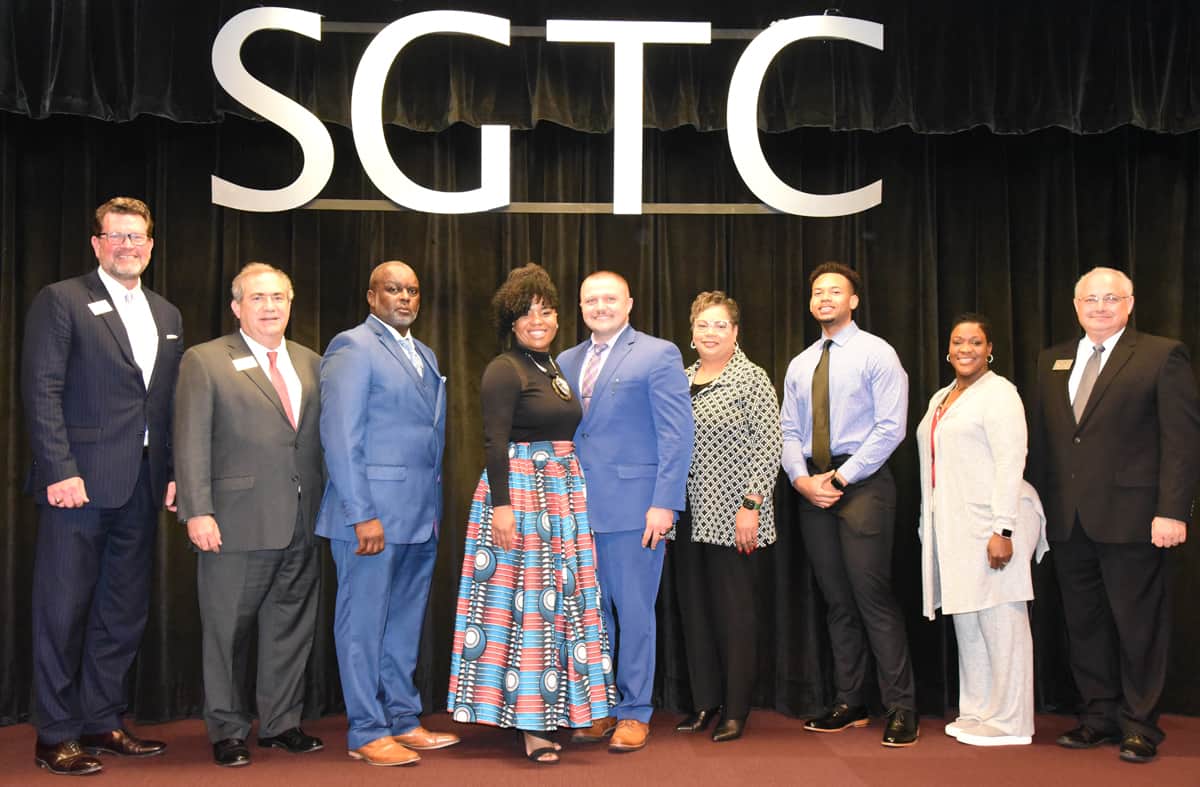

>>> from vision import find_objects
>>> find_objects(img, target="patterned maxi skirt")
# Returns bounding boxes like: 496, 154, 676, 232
447, 440, 616, 730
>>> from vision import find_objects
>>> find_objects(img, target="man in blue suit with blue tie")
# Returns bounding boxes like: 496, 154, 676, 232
316, 261, 459, 767
558, 271, 694, 752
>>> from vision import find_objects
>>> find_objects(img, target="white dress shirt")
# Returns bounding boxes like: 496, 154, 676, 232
97, 266, 158, 446
240, 330, 302, 423
1068, 327, 1125, 405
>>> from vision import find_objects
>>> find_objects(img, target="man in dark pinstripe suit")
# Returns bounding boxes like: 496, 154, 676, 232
22, 197, 182, 776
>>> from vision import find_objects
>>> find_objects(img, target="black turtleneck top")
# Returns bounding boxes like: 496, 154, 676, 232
480, 347, 583, 506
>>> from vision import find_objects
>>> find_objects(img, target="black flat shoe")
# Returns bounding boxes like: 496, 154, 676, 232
675, 708, 719, 733
881, 708, 919, 747
804, 703, 870, 733
1118, 733, 1157, 763
258, 727, 323, 753
712, 718, 745, 743
1056, 725, 1121, 749
213, 738, 250, 767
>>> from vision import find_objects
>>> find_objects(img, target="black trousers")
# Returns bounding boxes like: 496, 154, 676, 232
1052, 519, 1169, 743
674, 512, 761, 720
798, 463, 915, 711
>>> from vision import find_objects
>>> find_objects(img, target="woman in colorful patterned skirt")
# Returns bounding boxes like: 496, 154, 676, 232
448, 263, 615, 764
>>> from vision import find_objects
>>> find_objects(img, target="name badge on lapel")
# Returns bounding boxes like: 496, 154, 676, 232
232, 356, 258, 372
88, 300, 113, 316
1052, 359, 1073, 371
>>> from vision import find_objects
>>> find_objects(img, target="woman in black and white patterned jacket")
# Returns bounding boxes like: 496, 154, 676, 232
672, 290, 782, 743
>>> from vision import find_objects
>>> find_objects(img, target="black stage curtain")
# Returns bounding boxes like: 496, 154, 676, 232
1, 111, 1198, 726
3, 0, 1200, 133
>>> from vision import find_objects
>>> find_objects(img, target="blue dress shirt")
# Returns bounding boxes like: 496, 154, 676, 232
780, 321, 908, 484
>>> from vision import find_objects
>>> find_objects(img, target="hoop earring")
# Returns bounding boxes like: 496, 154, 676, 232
987, 354, 994, 364
690, 340, 696, 350
945, 353, 951, 363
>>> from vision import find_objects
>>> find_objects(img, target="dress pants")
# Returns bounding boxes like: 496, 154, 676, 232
953, 601, 1034, 737
798, 464, 915, 711
674, 512, 760, 720
594, 529, 665, 723
331, 537, 437, 749
1052, 519, 1169, 743
31, 456, 157, 744
196, 509, 320, 742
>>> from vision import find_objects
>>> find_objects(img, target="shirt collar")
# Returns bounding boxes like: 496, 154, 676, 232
590, 321, 629, 350
1078, 326, 1126, 354
821, 320, 859, 348
370, 313, 411, 342
96, 265, 142, 303
240, 329, 288, 360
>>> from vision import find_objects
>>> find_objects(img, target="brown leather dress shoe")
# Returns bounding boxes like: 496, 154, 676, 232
609, 719, 649, 752
80, 728, 167, 757
393, 725, 460, 751
35, 740, 103, 775
571, 716, 617, 743
348, 736, 421, 766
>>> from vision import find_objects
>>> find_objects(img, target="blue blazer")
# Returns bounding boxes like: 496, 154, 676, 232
558, 326, 694, 533
316, 317, 446, 544
22, 271, 183, 508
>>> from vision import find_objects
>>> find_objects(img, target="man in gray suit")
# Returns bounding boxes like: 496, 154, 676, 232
174, 263, 324, 767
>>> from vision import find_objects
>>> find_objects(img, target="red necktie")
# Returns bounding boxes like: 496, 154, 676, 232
268, 350, 297, 430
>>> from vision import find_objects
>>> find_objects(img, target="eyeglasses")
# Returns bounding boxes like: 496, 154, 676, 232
694, 320, 732, 332
97, 232, 150, 246
1075, 294, 1130, 306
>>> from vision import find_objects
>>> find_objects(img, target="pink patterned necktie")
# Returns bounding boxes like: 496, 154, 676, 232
579, 342, 607, 413
267, 350, 297, 430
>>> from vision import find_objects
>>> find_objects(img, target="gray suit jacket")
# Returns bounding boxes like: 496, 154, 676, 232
174, 332, 323, 552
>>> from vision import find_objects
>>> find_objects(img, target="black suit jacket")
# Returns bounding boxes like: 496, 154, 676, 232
22, 270, 183, 507
173, 333, 323, 552
1028, 328, 1200, 543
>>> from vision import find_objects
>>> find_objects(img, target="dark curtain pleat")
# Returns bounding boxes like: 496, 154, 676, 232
1, 113, 1198, 727
1, 0, 1199, 133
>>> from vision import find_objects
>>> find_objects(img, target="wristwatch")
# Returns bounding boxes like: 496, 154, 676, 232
997, 528, 1013, 539
741, 496, 763, 511
830, 475, 847, 491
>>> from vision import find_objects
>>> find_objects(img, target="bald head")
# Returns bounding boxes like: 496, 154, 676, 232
579, 270, 634, 342
368, 260, 421, 333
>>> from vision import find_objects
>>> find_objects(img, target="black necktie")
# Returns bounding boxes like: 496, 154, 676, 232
812, 339, 833, 472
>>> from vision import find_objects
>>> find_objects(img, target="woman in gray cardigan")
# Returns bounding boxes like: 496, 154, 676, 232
672, 291, 782, 743
915, 314, 1047, 747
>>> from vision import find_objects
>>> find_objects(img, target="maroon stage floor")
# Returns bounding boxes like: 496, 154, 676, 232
1, 711, 1196, 785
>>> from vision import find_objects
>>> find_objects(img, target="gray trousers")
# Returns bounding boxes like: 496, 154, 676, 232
952, 601, 1034, 737
196, 516, 319, 742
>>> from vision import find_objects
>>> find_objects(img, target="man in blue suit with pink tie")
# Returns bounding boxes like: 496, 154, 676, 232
316, 261, 459, 767
558, 271, 694, 752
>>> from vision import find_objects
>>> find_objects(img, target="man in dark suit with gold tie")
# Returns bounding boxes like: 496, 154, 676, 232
23, 197, 181, 776
174, 263, 324, 767
1028, 266, 1200, 764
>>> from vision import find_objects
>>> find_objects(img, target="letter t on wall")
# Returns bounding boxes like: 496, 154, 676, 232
547, 21, 711, 214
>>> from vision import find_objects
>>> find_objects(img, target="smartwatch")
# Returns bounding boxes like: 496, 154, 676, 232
830, 475, 847, 491
741, 496, 763, 511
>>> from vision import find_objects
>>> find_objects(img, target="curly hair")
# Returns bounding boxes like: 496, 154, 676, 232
492, 263, 560, 339
689, 290, 740, 326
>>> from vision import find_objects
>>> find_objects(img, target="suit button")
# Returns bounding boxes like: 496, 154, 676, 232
1073, 437, 1081, 445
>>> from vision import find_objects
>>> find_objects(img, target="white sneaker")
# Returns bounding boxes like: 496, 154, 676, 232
944, 718, 980, 738
956, 723, 1032, 747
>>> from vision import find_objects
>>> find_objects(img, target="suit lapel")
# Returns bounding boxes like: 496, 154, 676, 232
1077, 331, 1136, 427
290, 339, 318, 430
368, 318, 436, 412
225, 334, 292, 428
85, 272, 139, 376
584, 327, 637, 424
144, 291, 172, 392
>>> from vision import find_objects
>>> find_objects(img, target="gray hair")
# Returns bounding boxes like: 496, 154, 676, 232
231, 262, 294, 302
1074, 266, 1134, 298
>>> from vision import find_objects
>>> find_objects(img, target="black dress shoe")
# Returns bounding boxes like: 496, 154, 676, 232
881, 709, 919, 747
712, 718, 745, 743
1056, 725, 1122, 749
213, 738, 251, 767
80, 728, 167, 757
258, 727, 324, 753
1118, 733, 1157, 763
35, 740, 103, 775
675, 708, 719, 732
804, 703, 870, 732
